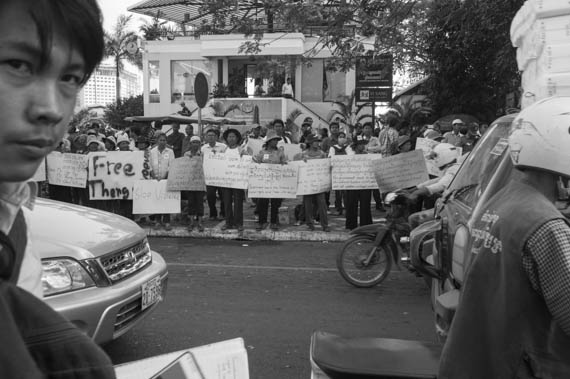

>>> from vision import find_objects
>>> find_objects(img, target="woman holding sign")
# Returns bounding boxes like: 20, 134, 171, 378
345, 136, 373, 230
221, 129, 247, 232
150, 133, 175, 230
253, 130, 287, 231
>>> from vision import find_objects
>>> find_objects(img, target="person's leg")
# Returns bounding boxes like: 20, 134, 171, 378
234, 189, 244, 229
217, 187, 225, 218
187, 191, 197, 229
372, 189, 384, 211
316, 192, 329, 230
222, 187, 233, 229
270, 198, 281, 228
163, 213, 172, 230
304, 195, 314, 230
206, 185, 218, 219
359, 190, 373, 226
257, 198, 269, 229
196, 191, 205, 231
345, 190, 357, 230
334, 190, 343, 214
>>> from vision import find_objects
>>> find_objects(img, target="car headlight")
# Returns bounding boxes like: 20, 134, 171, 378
42, 259, 96, 296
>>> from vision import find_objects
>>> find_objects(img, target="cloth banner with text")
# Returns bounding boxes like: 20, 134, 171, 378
87, 151, 150, 200
203, 153, 252, 190
331, 155, 379, 190
247, 163, 299, 198
290, 159, 332, 195
46, 152, 88, 188
167, 156, 206, 191
373, 150, 430, 193
132, 180, 181, 214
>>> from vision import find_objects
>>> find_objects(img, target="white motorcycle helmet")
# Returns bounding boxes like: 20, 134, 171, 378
431, 143, 458, 169
509, 96, 570, 178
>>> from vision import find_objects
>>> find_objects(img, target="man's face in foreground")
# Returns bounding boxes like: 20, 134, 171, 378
0, 2, 84, 182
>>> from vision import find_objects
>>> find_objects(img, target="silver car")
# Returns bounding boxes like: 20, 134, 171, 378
31, 198, 168, 344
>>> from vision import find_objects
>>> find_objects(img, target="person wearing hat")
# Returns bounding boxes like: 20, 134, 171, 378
220, 128, 247, 231
253, 130, 287, 231
345, 135, 373, 230
184, 136, 206, 232
443, 118, 464, 147
299, 121, 313, 145
103, 135, 116, 151
201, 128, 227, 221
86, 135, 105, 152
294, 135, 330, 232
116, 133, 131, 151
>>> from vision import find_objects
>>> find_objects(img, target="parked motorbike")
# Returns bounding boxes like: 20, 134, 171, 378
336, 189, 420, 287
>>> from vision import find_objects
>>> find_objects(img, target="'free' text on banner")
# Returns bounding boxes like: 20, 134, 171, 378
88, 151, 150, 199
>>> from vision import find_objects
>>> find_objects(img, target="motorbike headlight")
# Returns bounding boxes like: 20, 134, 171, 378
42, 259, 96, 296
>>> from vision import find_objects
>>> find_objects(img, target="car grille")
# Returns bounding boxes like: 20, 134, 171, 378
99, 239, 152, 283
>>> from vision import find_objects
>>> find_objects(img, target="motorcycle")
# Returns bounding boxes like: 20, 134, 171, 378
336, 189, 424, 287
310, 331, 441, 379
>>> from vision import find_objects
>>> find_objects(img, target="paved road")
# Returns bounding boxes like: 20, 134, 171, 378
104, 238, 437, 379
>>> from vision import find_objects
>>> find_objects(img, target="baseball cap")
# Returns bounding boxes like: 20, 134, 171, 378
452, 119, 464, 125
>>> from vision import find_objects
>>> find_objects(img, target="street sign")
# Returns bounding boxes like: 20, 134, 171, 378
355, 87, 392, 102
194, 72, 209, 108
356, 55, 393, 88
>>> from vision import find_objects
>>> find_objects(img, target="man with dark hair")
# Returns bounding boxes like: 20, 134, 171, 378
0, 0, 114, 377
166, 122, 184, 157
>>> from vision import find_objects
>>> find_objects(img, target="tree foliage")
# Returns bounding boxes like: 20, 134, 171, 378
425, 0, 524, 122
69, 108, 93, 130
103, 95, 144, 130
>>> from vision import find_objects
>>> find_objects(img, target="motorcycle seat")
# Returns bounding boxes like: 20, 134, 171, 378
310, 331, 441, 379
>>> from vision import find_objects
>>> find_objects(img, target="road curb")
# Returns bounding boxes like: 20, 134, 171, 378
145, 226, 350, 242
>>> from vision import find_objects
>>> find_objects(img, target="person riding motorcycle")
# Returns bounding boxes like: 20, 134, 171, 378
407, 143, 461, 228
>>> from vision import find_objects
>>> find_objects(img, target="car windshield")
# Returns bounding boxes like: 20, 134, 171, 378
445, 115, 516, 207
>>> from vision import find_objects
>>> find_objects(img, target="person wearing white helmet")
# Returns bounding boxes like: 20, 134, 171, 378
439, 97, 570, 378
408, 142, 460, 203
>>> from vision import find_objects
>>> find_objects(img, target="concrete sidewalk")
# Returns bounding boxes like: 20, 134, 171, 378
144, 196, 387, 242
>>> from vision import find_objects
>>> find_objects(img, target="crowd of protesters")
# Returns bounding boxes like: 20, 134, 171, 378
44, 112, 485, 233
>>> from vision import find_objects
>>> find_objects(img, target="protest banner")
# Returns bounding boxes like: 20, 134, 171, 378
331, 155, 379, 190
87, 151, 150, 199
132, 180, 181, 214
373, 150, 430, 192
167, 156, 206, 191
46, 152, 88, 188
291, 158, 332, 195
247, 163, 299, 198
278, 142, 302, 161
415, 137, 441, 176
32, 158, 47, 182
203, 153, 252, 189
245, 138, 263, 157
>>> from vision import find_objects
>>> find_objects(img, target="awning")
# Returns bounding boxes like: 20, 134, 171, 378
124, 114, 245, 125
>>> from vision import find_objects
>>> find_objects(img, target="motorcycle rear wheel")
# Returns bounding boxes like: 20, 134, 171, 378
337, 235, 393, 288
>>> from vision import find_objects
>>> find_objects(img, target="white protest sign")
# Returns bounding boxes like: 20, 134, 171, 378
167, 156, 206, 191
278, 142, 302, 161
46, 152, 88, 188
32, 158, 47, 182
87, 151, 150, 199
203, 153, 252, 190
331, 155, 379, 190
291, 158, 332, 195
415, 137, 441, 176
373, 150, 430, 193
132, 180, 181, 214
247, 163, 299, 198
245, 138, 264, 157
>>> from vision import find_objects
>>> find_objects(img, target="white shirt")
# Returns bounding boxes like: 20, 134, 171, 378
150, 146, 175, 180
282, 83, 293, 96
201, 142, 227, 155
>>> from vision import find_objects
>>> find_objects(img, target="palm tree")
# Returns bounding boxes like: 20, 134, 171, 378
104, 15, 142, 102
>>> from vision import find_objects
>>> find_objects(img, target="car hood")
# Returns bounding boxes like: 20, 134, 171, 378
30, 198, 145, 259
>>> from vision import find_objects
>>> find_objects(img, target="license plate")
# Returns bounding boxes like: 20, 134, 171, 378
141, 276, 162, 310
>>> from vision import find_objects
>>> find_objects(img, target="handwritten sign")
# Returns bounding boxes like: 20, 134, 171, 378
247, 163, 299, 198
245, 138, 264, 157
415, 137, 441, 176
87, 151, 149, 199
32, 158, 47, 182
331, 155, 378, 190
291, 159, 332, 195
373, 150, 429, 192
167, 157, 206, 191
132, 180, 181, 214
203, 153, 252, 189
278, 142, 302, 161
46, 152, 88, 188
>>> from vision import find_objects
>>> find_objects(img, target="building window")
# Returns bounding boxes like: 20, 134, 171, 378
149, 61, 160, 103
170, 60, 212, 104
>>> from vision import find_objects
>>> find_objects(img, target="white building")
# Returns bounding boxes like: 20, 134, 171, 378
78, 60, 143, 108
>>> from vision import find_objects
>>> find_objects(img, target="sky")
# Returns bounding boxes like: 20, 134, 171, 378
98, 0, 151, 32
